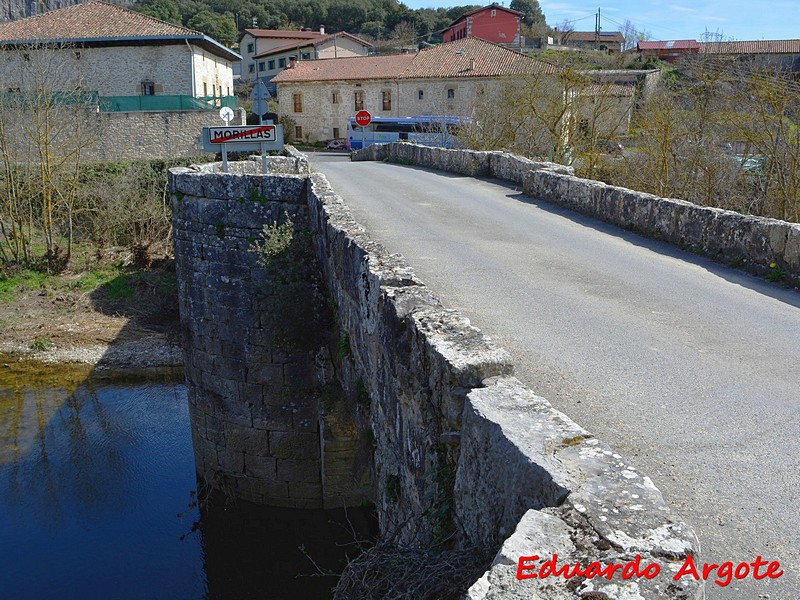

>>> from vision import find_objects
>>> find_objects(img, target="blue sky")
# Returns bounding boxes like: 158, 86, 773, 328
402, 0, 800, 42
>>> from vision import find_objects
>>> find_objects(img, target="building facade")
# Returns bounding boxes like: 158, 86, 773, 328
636, 40, 700, 63
272, 38, 555, 142
442, 4, 523, 47
552, 30, 625, 52
239, 28, 370, 84
0, 1, 239, 98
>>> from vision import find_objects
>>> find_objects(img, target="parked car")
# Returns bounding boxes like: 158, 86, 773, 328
326, 139, 346, 150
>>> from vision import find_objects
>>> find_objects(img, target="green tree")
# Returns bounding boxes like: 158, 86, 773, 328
133, 0, 182, 25
510, 0, 545, 25
188, 10, 237, 43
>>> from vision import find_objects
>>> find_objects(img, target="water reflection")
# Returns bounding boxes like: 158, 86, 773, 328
0, 360, 205, 599
0, 359, 377, 599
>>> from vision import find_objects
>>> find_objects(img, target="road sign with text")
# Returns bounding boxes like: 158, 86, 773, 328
201, 124, 284, 153
355, 110, 372, 127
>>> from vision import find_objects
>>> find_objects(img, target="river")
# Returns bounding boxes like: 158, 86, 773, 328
0, 357, 375, 599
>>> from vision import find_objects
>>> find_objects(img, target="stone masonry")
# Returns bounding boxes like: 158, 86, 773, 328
171, 150, 703, 598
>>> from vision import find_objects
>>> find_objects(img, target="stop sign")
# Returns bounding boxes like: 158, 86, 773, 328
355, 110, 372, 127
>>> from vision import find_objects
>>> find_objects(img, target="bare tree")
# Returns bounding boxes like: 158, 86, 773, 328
0, 43, 96, 269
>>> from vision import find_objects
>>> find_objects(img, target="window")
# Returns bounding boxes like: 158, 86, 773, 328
268, 60, 275, 70
382, 90, 391, 111
333, 127, 340, 138
142, 81, 155, 95
301, 52, 311, 60
248, 64, 255, 73
279, 58, 287, 68
447, 88, 455, 99
293, 93, 303, 113
295, 126, 303, 139
491, 8, 496, 16
203, 82, 207, 96
332, 91, 340, 104
247, 42, 254, 54
354, 90, 364, 111
258, 62, 265, 72
418, 89, 424, 100
74, 50, 81, 59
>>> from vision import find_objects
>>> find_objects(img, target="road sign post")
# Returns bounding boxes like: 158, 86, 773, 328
250, 80, 273, 174
355, 110, 372, 149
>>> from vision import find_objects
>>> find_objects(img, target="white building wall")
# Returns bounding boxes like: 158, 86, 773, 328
0, 43, 233, 97
192, 46, 235, 97
276, 77, 495, 142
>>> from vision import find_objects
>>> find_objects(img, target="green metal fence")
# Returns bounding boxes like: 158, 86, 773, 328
99, 95, 237, 112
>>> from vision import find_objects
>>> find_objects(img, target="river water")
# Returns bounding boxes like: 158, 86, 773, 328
0, 358, 375, 599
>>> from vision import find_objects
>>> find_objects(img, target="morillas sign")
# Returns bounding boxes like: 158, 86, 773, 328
208, 125, 276, 143
201, 124, 284, 153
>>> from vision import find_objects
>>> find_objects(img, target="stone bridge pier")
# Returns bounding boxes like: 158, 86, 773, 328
170, 162, 370, 509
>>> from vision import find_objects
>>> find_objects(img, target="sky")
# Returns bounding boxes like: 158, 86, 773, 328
402, 0, 800, 42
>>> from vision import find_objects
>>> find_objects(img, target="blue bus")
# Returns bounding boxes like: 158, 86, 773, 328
346, 115, 470, 150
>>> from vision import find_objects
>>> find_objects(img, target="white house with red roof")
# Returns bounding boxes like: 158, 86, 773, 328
271, 37, 555, 143
0, 1, 240, 99
239, 27, 371, 85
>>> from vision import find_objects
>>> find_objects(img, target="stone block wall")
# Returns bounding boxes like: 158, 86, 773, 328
84, 108, 247, 162
353, 141, 800, 279
170, 164, 371, 509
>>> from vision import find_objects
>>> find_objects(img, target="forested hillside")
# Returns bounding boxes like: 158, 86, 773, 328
131, 0, 548, 46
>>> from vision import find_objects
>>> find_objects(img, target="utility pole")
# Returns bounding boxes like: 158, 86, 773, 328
595, 7, 600, 50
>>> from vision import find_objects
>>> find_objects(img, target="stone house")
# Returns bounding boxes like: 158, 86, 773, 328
698, 39, 800, 72
0, 1, 239, 99
239, 27, 370, 86
271, 37, 555, 142
441, 3, 523, 48
636, 39, 700, 63
553, 30, 626, 52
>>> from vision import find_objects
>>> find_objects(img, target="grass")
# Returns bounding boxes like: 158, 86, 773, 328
0, 269, 52, 302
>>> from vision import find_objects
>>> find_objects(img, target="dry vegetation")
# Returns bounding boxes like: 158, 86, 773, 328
463, 54, 800, 223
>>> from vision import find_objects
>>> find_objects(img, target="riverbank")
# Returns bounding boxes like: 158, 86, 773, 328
0, 259, 183, 369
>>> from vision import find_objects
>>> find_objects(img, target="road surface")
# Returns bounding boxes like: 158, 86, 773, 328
310, 153, 800, 599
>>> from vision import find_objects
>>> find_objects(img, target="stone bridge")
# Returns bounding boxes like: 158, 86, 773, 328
165, 145, 794, 599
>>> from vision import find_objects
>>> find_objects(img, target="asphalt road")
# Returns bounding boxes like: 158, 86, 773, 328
310, 152, 800, 599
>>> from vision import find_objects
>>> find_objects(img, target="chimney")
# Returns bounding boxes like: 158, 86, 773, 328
288, 55, 297, 68
319, 25, 325, 35
470, 59, 475, 70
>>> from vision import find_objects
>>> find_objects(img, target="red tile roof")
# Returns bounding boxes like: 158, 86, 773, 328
637, 40, 700, 50
272, 53, 415, 82
254, 32, 371, 59
699, 40, 800, 54
244, 29, 326, 41
0, 1, 239, 60
0, 1, 199, 41
272, 37, 554, 84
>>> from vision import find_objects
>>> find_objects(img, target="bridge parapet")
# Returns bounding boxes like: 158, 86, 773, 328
353, 141, 800, 282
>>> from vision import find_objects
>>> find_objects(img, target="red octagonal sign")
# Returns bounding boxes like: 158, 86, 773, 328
355, 110, 372, 127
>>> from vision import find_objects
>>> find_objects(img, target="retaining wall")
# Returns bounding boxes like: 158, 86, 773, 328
353, 142, 800, 280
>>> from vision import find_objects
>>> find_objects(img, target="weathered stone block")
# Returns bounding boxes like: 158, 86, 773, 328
270, 431, 320, 460
277, 458, 321, 484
